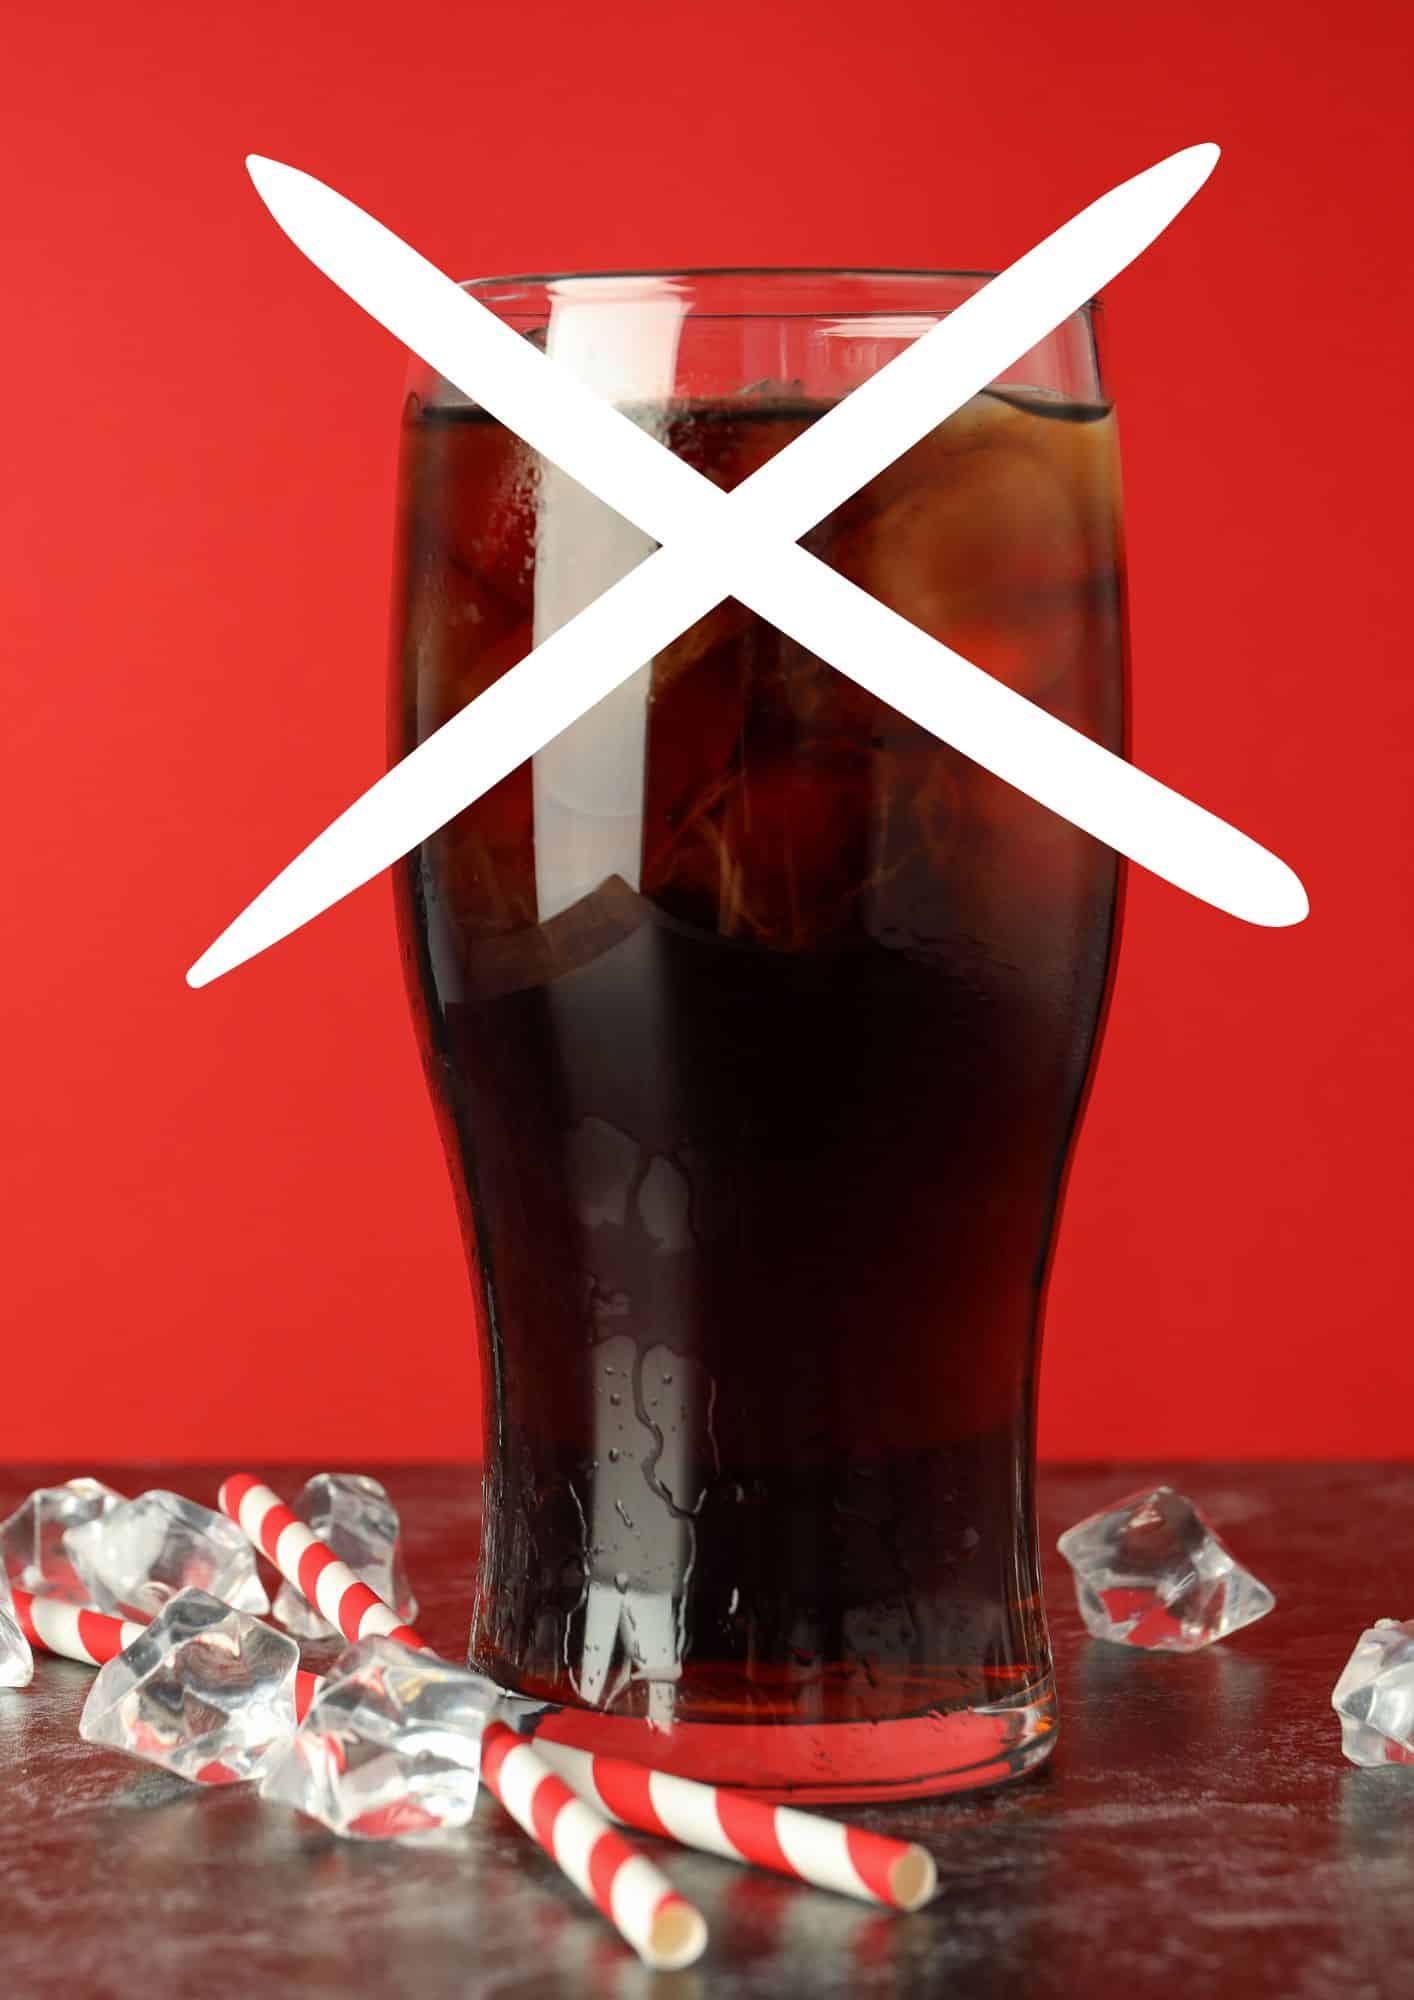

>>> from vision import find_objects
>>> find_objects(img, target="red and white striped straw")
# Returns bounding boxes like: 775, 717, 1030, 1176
481, 1721, 706, 1970
13, 1586, 322, 1721
13, 1588, 146, 1669
218, 1474, 427, 1649
218, 1473, 707, 1970
527, 1738, 937, 1911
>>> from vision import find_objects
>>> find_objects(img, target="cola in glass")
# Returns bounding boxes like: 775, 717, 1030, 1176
390, 303, 1126, 1799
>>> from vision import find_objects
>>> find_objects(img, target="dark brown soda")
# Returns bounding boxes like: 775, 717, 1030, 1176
390, 390, 1126, 1765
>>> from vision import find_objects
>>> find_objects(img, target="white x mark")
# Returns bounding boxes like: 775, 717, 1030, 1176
186, 144, 1305, 988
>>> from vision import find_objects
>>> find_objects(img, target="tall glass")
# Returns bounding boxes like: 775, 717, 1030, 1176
390, 271, 1126, 1802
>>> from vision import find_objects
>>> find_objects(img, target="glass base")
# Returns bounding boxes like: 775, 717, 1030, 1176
519, 1672, 1058, 1805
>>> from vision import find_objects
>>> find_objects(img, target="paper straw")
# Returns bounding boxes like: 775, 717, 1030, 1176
12, 1585, 322, 1720
218, 1474, 427, 1649
218, 1472, 706, 1968
13, 1588, 145, 1667
481, 1721, 706, 1970
527, 1737, 936, 1911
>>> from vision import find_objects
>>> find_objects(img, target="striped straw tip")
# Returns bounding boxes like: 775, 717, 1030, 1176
889, 1845, 938, 1912
647, 1894, 708, 1971
217, 1473, 258, 1516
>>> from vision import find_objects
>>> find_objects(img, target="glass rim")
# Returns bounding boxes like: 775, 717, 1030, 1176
457, 266, 1104, 314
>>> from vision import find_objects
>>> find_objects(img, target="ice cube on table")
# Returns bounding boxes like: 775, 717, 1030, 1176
79, 1586, 299, 1782
64, 1489, 270, 1622
0, 1478, 124, 1602
1332, 1619, 1414, 1767
271, 1473, 417, 1641
0, 1570, 34, 1688
259, 1636, 498, 1838
1056, 1485, 1275, 1652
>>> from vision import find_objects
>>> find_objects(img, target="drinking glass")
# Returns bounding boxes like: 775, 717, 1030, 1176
389, 270, 1126, 1801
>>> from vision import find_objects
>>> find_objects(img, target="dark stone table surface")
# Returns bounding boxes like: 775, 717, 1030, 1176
2, 1461, 1409, 1999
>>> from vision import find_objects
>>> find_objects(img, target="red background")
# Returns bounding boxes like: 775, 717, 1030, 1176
2, 0, 1408, 1462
